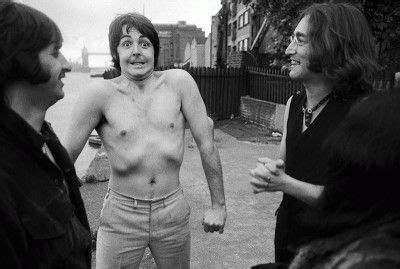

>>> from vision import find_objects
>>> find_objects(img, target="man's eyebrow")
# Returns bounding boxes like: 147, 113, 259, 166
120, 34, 132, 40
120, 34, 149, 40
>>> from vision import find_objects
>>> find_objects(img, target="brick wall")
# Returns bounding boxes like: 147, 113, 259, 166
227, 51, 243, 68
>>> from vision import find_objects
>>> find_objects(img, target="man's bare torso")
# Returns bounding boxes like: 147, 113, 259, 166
98, 70, 185, 199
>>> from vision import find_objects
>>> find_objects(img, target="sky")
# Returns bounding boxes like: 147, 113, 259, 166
17, 0, 222, 67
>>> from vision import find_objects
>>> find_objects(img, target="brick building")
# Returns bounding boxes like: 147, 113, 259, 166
154, 21, 206, 67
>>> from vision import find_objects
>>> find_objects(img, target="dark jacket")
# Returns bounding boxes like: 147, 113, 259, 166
0, 106, 91, 268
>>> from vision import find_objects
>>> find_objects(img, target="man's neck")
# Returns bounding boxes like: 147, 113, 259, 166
122, 70, 155, 90
303, 79, 333, 108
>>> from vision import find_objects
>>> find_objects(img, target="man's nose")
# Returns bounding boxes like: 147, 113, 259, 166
285, 40, 296, 55
60, 53, 72, 72
131, 43, 141, 56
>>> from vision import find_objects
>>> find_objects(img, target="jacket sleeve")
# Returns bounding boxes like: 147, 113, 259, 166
0, 178, 26, 269
0, 222, 23, 269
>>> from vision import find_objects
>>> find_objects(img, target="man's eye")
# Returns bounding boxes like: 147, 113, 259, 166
297, 39, 306, 45
140, 40, 151, 48
121, 41, 132, 47
52, 51, 60, 57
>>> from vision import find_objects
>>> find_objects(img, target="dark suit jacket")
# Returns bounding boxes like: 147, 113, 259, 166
0, 106, 91, 268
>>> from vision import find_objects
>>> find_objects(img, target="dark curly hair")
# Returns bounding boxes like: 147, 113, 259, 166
0, 1, 63, 105
298, 3, 378, 97
108, 12, 160, 71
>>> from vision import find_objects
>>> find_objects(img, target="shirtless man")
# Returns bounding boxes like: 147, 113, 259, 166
64, 12, 226, 269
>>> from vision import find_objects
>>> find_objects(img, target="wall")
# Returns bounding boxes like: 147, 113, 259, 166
240, 96, 285, 133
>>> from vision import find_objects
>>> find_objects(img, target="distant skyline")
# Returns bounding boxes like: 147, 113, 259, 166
16, 0, 221, 67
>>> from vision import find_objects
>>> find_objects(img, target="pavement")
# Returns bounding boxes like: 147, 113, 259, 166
45, 73, 283, 268
80, 119, 282, 269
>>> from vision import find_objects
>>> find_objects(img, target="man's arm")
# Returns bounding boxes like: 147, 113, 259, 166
278, 96, 291, 162
0, 187, 23, 268
175, 69, 226, 233
250, 96, 324, 206
63, 82, 104, 163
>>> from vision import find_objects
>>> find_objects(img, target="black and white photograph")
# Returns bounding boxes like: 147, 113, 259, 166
1, 0, 399, 268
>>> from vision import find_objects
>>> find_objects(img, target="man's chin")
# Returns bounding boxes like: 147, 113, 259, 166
288, 70, 304, 81
125, 69, 153, 81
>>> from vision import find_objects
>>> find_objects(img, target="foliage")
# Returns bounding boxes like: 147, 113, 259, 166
244, 0, 321, 65
244, 0, 400, 71
362, 0, 400, 72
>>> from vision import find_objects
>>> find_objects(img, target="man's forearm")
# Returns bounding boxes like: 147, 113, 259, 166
283, 174, 324, 207
199, 144, 226, 207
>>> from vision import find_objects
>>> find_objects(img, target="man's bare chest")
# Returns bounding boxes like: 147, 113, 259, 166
103, 89, 183, 132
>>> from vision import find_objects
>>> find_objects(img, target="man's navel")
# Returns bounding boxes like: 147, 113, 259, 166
169, 123, 174, 128
149, 176, 156, 185
120, 130, 127, 136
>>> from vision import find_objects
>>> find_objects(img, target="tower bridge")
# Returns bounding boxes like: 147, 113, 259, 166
81, 47, 111, 68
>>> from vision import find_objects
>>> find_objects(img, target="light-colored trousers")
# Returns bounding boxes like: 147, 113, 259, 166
96, 187, 191, 269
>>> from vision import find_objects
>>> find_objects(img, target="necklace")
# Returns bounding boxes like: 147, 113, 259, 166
302, 92, 333, 127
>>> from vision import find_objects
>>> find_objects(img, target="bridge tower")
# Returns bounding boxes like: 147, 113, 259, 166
82, 46, 89, 68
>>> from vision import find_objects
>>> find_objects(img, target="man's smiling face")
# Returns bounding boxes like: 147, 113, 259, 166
285, 15, 313, 82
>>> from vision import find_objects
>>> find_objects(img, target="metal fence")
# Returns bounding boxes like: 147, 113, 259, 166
102, 66, 396, 120
180, 67, 295, 119
184, 67, 246, 120
246, 66, 302, 105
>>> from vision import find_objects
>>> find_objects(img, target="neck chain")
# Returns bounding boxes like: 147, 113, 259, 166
302, 92, 333, 127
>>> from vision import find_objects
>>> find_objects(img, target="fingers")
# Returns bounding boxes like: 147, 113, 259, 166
202, 220, 224, 233
249, 165, 271, 183
257, 157, 274, 164
257, 158, 285, 176
249, 177, 269, 189
265, 162, 279, 175
276, 159, 285, 168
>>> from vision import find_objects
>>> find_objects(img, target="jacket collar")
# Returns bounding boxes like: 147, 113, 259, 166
0, 105, 53, 152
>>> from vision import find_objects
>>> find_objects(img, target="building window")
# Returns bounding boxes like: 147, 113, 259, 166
238, 15, 243, 28
243, 38, 248, 51
238, 40, 242, 51
244, 10, 249, 25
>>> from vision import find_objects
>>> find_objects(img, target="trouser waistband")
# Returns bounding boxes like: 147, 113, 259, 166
108, 187, 183, 208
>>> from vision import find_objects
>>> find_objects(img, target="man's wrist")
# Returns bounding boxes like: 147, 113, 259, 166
212, 202, 226, 210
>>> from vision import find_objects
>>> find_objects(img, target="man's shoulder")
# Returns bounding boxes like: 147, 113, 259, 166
161, 68, 193, 82
79, 79, 116, 102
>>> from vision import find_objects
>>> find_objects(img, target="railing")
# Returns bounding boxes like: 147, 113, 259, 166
184, 67, 246, 120
101, 66, 397, 120
102, 66, 296, 119
246, 67, 302, 105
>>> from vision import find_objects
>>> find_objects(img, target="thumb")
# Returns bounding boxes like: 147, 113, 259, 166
276, 159, 285, 168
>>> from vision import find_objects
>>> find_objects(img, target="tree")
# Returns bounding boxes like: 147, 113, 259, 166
245, 0, 323, 65
245, 0, 400, 74
362, 0, 400, 75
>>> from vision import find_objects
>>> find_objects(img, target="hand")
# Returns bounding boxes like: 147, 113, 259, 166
201, 206, 227, 234
249, 157, 286, 193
